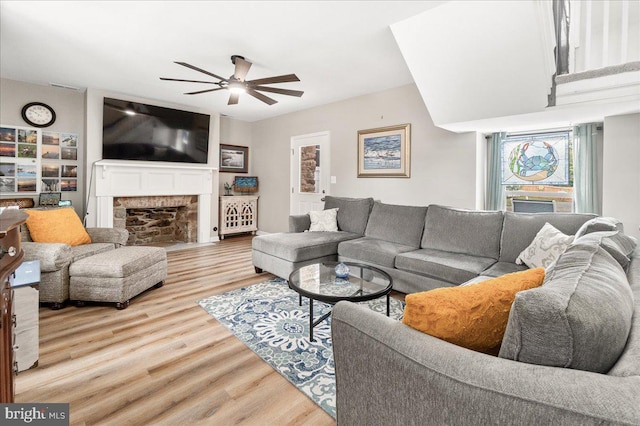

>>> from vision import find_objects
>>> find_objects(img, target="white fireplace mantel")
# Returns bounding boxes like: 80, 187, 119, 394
94, 160, 216, 243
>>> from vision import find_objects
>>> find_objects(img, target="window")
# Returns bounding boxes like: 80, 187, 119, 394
501, 130, 574, 212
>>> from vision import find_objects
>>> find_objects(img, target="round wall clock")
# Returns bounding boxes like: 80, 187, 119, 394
21, 102, 56, 128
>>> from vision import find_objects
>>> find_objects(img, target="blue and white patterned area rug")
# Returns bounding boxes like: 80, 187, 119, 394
198, 278, 404, 418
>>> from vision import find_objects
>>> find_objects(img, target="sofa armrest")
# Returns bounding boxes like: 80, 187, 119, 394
22, 241, 72, 272
331, 301, 640, 425
86, 227, 129, 247
289, 215, 310, 233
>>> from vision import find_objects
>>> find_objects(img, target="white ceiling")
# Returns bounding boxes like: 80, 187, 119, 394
0, 1, 444, 122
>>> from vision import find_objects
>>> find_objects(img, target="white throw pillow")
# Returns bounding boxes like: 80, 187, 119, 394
516, 222, 573, 269
308, 208, 339, 232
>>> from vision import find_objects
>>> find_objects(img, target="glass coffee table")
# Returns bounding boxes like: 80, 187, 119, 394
288, 261, 393, 341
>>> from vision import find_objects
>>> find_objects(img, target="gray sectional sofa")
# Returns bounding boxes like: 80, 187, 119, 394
251, 196, 595, 293
252, 196, 639, 424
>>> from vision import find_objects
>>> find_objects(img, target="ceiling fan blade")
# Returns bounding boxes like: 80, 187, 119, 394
228, 93, 240, 105
247, 89, 278, 105
233, 57, 252, 81
174, 62, 227, 81
184, 87, 226, 95
246, 74, 300, 85
252, 86, 304, 97
160, 77, 219, 84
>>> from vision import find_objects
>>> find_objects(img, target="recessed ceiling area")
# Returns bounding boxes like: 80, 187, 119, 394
0, 1, 444, 122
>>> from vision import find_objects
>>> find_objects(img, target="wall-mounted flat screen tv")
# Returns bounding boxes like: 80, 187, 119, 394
102, 97, 210, 164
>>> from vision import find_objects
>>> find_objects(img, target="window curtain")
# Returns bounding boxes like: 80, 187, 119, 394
573, 123, 600, 214
485, 132, 506, 211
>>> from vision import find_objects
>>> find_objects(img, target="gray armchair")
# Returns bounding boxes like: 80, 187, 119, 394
21, 226, 128, 309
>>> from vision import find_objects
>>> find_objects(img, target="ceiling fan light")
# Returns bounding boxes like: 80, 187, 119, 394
228, 81, 246, 94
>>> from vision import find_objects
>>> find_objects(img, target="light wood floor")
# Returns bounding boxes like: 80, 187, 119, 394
15, 235, 336, 425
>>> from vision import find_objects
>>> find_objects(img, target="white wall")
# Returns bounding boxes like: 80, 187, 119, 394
392, 0, 555, 130
602, 113, 640, 239
219, 117, 254, 193
251, 84, 479, 233
84, 88, 221, 240
0, 78, 85, 214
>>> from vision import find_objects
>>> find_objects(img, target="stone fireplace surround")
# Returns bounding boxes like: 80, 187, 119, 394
94, 160, 215, 243
114, 195, 198, 245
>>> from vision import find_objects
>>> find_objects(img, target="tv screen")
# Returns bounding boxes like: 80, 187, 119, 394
102, 97, 210, 164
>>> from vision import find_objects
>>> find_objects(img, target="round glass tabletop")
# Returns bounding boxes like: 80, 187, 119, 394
288, 261, 392, 304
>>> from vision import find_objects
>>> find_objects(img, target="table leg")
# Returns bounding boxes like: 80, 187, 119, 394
309, 298, 314, 341
299, 294, 302, 306
386, 294, 390, 317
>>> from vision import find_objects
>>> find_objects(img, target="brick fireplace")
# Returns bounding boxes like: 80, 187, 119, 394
113, 195, 198, 245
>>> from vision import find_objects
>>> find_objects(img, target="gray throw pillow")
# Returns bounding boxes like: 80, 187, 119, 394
574, 216, 625, 239
574, 230, 637, 271
499, 242, 634, 373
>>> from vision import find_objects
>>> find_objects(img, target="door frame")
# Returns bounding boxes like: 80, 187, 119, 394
290, 131, 331, 215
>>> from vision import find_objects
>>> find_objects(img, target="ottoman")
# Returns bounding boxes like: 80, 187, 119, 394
69, 246, 167, 309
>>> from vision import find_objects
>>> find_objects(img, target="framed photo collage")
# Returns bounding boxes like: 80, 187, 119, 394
0, 125, 78, 194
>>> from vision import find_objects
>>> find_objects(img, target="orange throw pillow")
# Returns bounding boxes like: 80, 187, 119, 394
26, 207, 91, 246
402, 268, 545, 354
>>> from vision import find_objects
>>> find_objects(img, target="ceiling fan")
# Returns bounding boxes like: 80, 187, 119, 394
160, 55, 303, 106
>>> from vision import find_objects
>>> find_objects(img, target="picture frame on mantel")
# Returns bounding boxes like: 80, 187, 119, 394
220, 144, 248, 173
357, 123, 411, 178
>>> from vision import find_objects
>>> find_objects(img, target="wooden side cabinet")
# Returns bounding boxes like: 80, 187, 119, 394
219, 195, 259, 239
0, 209, 28, 403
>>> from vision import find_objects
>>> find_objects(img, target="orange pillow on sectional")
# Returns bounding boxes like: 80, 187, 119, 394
26, 207, 91, 246
402, 268, 545, 354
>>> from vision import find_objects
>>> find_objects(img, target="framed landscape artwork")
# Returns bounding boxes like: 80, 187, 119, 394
220, 144, 248, 173
233, 176, 258, 193
357, 123, 411, 178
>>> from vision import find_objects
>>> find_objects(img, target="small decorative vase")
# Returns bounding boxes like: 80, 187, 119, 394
334, 262, 350, 279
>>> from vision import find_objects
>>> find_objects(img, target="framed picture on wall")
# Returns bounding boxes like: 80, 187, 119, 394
357, 123, 411, 178
220, 144, 248, 173
39, 192, 61, 207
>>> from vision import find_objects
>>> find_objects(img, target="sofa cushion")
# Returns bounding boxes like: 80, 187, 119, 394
323, 196, 374, 235
70, 246, 167, 278
338, 237, 416, 269
499, 211, 595, 263
25, 207, 92, 246
403, 268, 545, 354
364, 202, 427, 248
395, 248, 497, 285
252, 231, 359, 263
515, 222, 573, 269
574, 230, 637, 271
421, 205, 503, 260
481, 261, 528, 278
574, 216, 625, 238
499, 242, 634, 373
309, 208, 339, 232
70, 243, 116, 263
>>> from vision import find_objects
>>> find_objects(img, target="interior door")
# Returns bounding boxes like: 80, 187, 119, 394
290, 131, 330, 215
